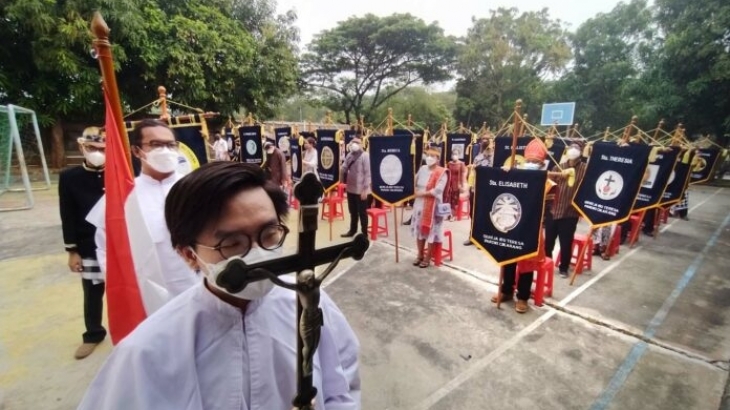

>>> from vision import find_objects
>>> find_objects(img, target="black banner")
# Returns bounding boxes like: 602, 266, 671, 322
493, 136, 533, 168
368, 135, 414, 204
545, 137, 567, 169
316, 129, 340, 192
289, 137, 302, 182
446, 133, 471, 162
170, 125, 208, 175
275, 127, 292, 157
471, 167, 548, 265
690, 148, 721, 184
394, 130, 424, 176
239, 126, 263, 165
468, 142, 481, 164
661, 147, 694, 206
573, 142, 651, 227
633, 146, 679, 211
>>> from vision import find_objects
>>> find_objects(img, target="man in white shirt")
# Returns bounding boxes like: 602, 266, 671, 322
89, 119, 198, 301
78, 161, 361, 410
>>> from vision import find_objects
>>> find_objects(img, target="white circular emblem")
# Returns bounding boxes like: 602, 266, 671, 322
667, 170, 676, 185
175, 142, 198, 176
595, 170, 624, 201
490, 193, 522, 233
278, 137, 290, 154
292, 152, 299, 173
321, 146, 335, 170
246, 140, 257, 156
380, 154, 403, 186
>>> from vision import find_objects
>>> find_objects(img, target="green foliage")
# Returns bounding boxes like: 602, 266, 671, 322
453, 7, 572, 129
0, 0, 299, 124
369, 87, 456, 131
653, 0, 730, 135
548, 0, 658, 133
300, 13, 457, 124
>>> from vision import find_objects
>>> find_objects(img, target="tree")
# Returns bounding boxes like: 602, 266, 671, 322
548, 0, 659, 133
0, 1, 296, 119
453, 8, 571, 129
300, 13, 457, 124
0, 0, 299, 165
369, 87, 456, 131
653, 0, 730, 135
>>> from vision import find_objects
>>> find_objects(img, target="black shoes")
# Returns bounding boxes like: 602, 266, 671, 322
463, 240, 473, 246
340, 232, 355, 238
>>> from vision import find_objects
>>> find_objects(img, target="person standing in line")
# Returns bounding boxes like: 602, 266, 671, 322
543, 143, 587, 278
263, 141, 288, 189
302, 137, 319, 178
410, 146, 448, 268
492, 139, 557, 313
59, 127, 107, 359
340, 137, 370, 238
88, 119, 198, 299
211, 133, 230, 161
445, 150, 467, 222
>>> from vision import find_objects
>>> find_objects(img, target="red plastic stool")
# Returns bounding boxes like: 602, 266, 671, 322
456, 196, 470, 220
606, 225, 621, 258
555, 234, 593, 275
658, 207, 669, 225
337, 183, 347, 197
517, 257, 554, 307
433, 230, 453, 266
366, 207, 389, 240
287, 186, 299, 210
628, 210, 645, 247
321, 192, 344, 220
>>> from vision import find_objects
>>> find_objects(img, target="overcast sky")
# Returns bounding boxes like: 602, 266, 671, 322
276, 0, 631, 47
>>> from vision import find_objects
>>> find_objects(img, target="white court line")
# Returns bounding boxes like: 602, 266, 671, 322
411, 187, 723, 410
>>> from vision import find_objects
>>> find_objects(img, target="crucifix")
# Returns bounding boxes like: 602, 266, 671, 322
215, 173, 370, 410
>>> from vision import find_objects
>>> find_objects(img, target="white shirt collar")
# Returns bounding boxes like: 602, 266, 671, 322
138, 171, 180, 186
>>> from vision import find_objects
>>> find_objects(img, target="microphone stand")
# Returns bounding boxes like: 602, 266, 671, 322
216, 173, 369, 410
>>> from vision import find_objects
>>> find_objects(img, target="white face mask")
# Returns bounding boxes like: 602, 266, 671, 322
567, 148, 581, 160
84, 150, 106, 167
452, 155, 459, 161
522, 162, 542, 170
143, 147, 179, 174
195, 246, 283, 300
350, 143, 360, 152
425, 156, 437, 166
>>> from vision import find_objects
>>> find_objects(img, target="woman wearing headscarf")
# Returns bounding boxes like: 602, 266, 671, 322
411, 146, 448, 268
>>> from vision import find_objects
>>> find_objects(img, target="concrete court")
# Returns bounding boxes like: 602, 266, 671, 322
1, 182, 729, 410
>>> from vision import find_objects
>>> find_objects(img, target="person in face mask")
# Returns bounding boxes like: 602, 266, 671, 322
340, 137, 371, 238
77, 162, 361, 410
492, 139, 557, 314
58, 127, 107, 359
87, 119, 198, 301
543, 142, 587, 278
410, 146, 449, 268
446, 148, 467, 222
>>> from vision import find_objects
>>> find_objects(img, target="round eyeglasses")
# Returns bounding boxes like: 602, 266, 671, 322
196, 223, 289, 260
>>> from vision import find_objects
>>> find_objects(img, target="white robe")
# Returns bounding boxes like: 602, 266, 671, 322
88, 172, 198, 303
77, 281, 361, 410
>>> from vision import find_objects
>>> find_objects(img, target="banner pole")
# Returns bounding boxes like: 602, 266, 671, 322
91, 12, 130, 169
393, 202, 399, 263
510, 100, 523, 168
496, 267, 504, 309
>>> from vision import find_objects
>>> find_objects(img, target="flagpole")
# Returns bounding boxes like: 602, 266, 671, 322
91, 12, 131, 169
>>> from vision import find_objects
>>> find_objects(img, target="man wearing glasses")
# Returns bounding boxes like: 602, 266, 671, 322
88, 119, 198, 303
78, 161, 361, 410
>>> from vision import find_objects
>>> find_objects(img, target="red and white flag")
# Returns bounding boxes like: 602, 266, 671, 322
95, 92, 170, 344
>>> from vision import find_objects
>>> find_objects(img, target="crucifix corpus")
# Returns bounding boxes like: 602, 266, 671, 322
215, 173, 370, 410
